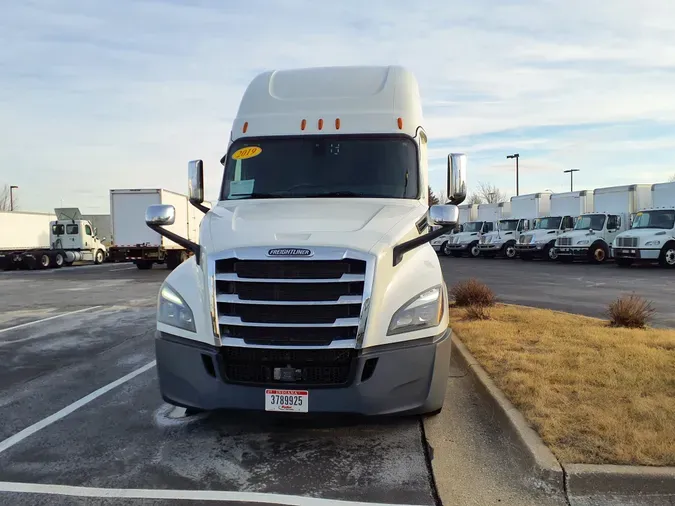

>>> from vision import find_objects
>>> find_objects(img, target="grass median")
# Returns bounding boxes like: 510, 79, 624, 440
449, 303, 675, 467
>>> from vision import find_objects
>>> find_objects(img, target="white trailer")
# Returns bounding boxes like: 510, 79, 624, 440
517, 191, 591, 261
613, 181, 675, 268
479, 193, 550, 259
0, 210, 107, 270
555, 184, 652, 264
444, 202, 502, 257
109, 188, 200, 270
431, 203, 477, 253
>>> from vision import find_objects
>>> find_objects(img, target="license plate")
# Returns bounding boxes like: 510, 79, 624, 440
265, 389, 308, 412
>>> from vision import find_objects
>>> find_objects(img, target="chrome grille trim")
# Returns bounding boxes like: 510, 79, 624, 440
218, 316, 361, 327
216, 294, 363, 305
214, 273, 365, 283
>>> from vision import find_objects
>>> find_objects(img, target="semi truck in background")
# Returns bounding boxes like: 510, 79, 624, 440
517, 191, 591, 261
554, 184, 652, 264
444, 202, 498, 257
613, 181, 675, 268
0, 209, 107, 270
431, 203, 476, 254
109, 188, 200, 270
143, 65, 467, 417
479, 193, 551, 259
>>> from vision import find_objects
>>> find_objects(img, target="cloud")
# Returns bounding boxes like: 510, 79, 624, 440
1, 0, 675, 212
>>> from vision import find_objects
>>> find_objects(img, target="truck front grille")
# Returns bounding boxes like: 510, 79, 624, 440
557, 237, 572, 246
219, 346, 355, 386
616, 237, 638, 248
214, 257, 366, 346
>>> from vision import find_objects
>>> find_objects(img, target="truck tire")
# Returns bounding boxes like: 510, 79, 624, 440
468, 241, 480, 258
439, 241, 448, 256
135, 260, 153, 270
544, 243, 558, 261
589, 242, 608, 264
503, 241, 517, 259
39, 253, 52, 269
53, 251, 65, 268
658, 242, 675, 268
94, 249, 105, 265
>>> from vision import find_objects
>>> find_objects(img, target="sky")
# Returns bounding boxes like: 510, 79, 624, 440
2, 0, 675, 214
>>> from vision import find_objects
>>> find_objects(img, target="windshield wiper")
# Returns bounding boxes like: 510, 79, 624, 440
230, 192, 284, 199
296, 191, 375, 198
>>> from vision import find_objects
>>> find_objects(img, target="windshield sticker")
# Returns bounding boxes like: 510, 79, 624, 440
636, 212, 643, 216
232, 146, 262, 160
229, 179, 255, 198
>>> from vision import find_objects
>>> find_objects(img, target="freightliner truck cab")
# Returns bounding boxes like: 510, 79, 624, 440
143, 65, 467, 416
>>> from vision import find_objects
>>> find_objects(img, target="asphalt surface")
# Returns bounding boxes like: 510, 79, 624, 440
440, 255, 675, 327
0, 260, 628, 505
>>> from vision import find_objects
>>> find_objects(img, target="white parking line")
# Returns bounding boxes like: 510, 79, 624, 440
0, 481, 425, 506
0, 306, 102, 335
0, 361, 156, 454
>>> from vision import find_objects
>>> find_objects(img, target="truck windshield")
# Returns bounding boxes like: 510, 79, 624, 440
574, 214, 606, 230
498, 220, 519, 231
462, 222, 483, 233
632, 210, 675, 230
534, 217, 562, 230
219, 135, 419, 200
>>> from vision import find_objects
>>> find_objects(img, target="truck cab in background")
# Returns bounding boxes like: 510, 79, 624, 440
479, 217, 530, 259
142, 65, 467, 417
50, 218, 107, 265
555, 184, 652, 264
444, 220, 494, 257
613, 181, 675, 268
432, 203, 476, 255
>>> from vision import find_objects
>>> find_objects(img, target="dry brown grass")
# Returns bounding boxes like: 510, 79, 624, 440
450, 279, 495, 307
608, 294, 656, 328
465, 304, 492, 320
450, 304, 675, 466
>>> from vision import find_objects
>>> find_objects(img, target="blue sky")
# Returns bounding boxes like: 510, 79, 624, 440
2, 0, 675, 213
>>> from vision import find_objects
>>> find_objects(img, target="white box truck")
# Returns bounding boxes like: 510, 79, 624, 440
479, 193, 551, 259
143, 65, 467, 417
444, 202, 499, 257
0, 209, 107, 270
612, 181, 675, 268
555, 184, 652, 264
431, 203, 477, 254
517, 190, 592, 261
109, 188, 200, 270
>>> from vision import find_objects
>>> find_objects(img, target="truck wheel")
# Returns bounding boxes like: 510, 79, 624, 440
94, 250, 105, 265
616, 258, 634, 268
135, 260, 153, 270
589, 243, 608, 264
39, 253, 52, 269
544, 243, 558, 261
503, 241, 517, 259
659, 243, 675, 268
469, 242, 481, 258
53, 252, 65, 268
439, 241, 448, 256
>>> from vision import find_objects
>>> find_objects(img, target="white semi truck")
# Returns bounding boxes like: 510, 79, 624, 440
444, 202, 497, 257
143, 65, 467, 417
109, 188, 200, 270
517, 191, 590, 261
0, 209, 107, 270
431, 203, 476, 254
612, 181, 675, 268
479, 193, 551, 259
555, 184, 652, 264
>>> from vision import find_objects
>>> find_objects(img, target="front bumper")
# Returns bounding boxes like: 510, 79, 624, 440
612, 247, 660, 261
515, 244, 546, 256
477, 244, 501, 251
555, 246, 589, 257
155, 329, 451, 416
445, 243, 469, 251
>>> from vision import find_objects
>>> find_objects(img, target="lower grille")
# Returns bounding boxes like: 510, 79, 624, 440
557, 237, 572, 246
616, 237, 638, 248
219, 347, 355, 386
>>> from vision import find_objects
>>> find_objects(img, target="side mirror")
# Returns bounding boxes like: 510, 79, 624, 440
447, 153, 467, 205
188, 160, 205, 205
429, 204, 459, 226
145, 204, 176, 226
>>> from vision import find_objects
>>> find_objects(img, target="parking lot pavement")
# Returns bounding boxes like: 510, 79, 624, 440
0, 263, 569, 505
440, 256, 675, 327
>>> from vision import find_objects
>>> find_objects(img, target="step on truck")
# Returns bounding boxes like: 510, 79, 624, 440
612, 181, 675, 268
517, 191, 589, 261
479, 193, 551, 259
0, 208, 108, 270
554, 184, 652, 264
444, 202, 497, 257
109, 188, 200, 270
431, 203, 476, 254
143, 65, 467, 416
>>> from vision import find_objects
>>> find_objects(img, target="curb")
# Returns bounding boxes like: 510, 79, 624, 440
450, 334, 565, 495
451, 333, 675, 502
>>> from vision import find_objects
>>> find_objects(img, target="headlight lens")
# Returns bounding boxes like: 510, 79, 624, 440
388, 285, 443, 335
158, 283, 196, 332
645, 240, 661, 246
576, 240, 590, 245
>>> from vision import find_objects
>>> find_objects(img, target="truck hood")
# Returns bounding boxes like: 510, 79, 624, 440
615, 229, 672, 245
451, 231, 480, 243
524, 229, 558, 242
200, 198, 425, 255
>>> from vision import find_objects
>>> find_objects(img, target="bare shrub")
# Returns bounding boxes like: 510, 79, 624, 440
466, 304, 491, 320
451, 278, 496, 307
608, 294, 655, 329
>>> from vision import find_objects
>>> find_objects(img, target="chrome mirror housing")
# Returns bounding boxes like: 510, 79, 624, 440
145, 204, 176, 226
429, 204, 459, 226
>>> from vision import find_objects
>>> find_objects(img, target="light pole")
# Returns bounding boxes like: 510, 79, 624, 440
506, 154, 519, 196
9, 185, 18, 211
563, 169, 580, 192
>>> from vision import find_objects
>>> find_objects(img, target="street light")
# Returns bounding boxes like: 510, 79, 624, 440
9, 185, 18, 211
506, 154, 519, 196
563, 169, 580, 192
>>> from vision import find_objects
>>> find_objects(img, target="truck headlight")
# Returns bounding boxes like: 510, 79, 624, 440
158, 283, 196, 332
645, 240, 661, 247
576, 240, 590, 245
388, 285, 443, 336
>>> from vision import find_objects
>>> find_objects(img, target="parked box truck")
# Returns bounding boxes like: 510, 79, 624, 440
517, 190, 592, 261
109, 188, 200, 270
143, 65, 467, 417
613, 181, 675, 268
444, 202, 500, 257
555, 184, 652, 264
0, 209, 107, 270
431, 203, 477, 254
